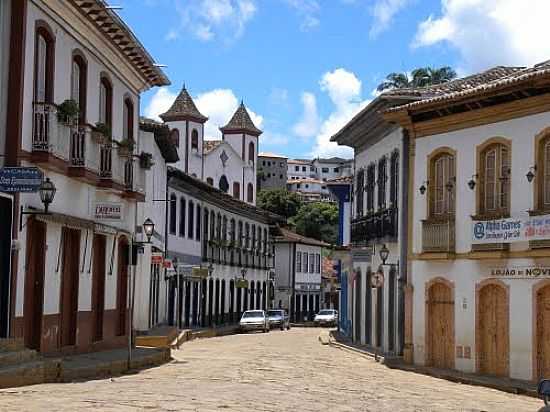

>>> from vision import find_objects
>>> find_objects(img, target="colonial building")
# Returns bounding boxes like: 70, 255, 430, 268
166, 167, 276, 328
273, 227, 327, 322
384, 62, 550, 381
160, 88, 261, 205
257, 152, 288, 191
7, 0, 167, 354
286, 178, 330, 202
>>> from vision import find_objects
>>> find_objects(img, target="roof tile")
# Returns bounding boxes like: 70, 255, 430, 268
220, 102, 262, 136
160, 86, 207, 123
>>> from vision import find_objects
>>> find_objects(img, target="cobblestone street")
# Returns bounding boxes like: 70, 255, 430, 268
0, 328, 541, 411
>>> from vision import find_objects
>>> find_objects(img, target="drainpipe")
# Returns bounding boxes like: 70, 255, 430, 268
398, 129, 410, 356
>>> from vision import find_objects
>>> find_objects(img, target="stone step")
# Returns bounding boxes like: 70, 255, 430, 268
0, 359, 59, 389
0, 338, 25, 353
0, 349, 38, 368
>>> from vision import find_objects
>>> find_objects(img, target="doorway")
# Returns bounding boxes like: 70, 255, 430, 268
23, 219, 46, 350
91, 234, 106, 342
0, 196, 13, 338
60, 227, 81, 347
536, 284, 550, 379
116, 237, 129, 337
426, 280, 454, 369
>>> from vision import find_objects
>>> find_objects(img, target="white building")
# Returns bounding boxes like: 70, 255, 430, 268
8, 0, 168, 354
160, 89, 260, 205
273, 227, 327, 322
286, 178, 330, 202
385, 62, 550, 381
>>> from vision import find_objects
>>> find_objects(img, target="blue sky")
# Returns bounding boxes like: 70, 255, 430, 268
116, 0, 550, 158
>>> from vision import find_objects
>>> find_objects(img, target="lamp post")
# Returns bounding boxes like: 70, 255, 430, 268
20, 177, 57, 230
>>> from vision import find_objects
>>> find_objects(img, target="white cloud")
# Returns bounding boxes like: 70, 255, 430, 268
268, 88, 289, 105
370, 0, 411, 38
171, 0, 257, 43
144, 87, 178, 121
284, 0, 320, 31
413, 0, 550, 72
292, 92, 319, 139
310, 68, 370, 158
260, 132, 289, 147
194, 88, 263, 140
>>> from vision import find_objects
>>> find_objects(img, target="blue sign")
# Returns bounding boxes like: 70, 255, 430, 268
0, 167, 43, 193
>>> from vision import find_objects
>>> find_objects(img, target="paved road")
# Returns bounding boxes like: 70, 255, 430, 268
0, 328, 541, 411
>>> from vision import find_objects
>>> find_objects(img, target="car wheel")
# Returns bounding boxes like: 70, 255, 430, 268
280, 326, 284, 331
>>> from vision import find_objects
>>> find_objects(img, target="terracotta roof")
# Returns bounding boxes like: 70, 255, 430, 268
313, 157, 350, 164
326, 176, 352, 184
203, 140, 222, 154
220, 102, 262, 136
259, 152, 288, 159
73, 0, 169, 88
160, 86, 208, 123
139, 117, 179, 163
384, 65, 550, 114
287, 159, 311, 165
275, 226, 330, 247
287, 178, 322, 184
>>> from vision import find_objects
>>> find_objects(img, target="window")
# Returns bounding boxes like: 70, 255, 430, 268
316, 254, 321, 273
429, 152, 455, 217
305, 184, 309, 189
378, 157, 387, 209
296, 252, 302, 272
245, 223, 250, 249
302, 166, 306, 172
356, 169, 365, 216
170, 129, 179, 147
233, 182, 240, 199
297, 184, 301, 189
303, 253, 309, 273
267, 173, 271, 178
280, 162, 284, 167
238, 221, 243, 248
280, 174, 283, 179
295, 166, 299, 172
333, 167, 339, 173
219, 175, 229, 193
206, 177, 214, 186
390, 152, 399, 207
169, 194, 177, 235
34, 24, 55, 103
196, 205, 201, 240
188, 201, 195, 239
310, 166, 315, 172
366, 164, 375, 212
123, 98, 134, 141
539, 136, 550, 210
322, 167, 329, 173
248, 141, 255, 164
309, 253, 315, 273
247, 183, 254, 203
267, 161, 271, 166
179, 197, 186, 237
191, 129, 199, 150
71, 52, 87, 123
262, 161, 266, 166
480, 143, 510, 214
99, 76, 112, 128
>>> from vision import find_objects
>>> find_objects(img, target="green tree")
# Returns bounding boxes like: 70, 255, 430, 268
290, 202, 339, 245
257, 189, 303, 219
377, 66, 457, 92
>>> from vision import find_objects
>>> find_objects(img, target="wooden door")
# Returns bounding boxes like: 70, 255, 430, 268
24, 219, 46, 350
537, 285, 550, 379
60, 228, 80, 347
427, 282, 454, 369
478, 284, 509, 376
91, 234, 106, 342
0, 197, 13, 338
116, 238, 129, 336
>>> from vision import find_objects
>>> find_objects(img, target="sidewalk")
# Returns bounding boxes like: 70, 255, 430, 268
328, 330, 539, 399
137, 324, 241, 349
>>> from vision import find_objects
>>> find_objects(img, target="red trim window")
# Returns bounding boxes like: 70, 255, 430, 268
170, 129, 180, 148
99, 76, 112, 128
247, 183, 254, 203
71, 52, 87, 123
34, 24, 55, 103
123, 98, 134, 141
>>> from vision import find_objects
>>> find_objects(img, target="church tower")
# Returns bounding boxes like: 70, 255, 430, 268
220, 102, 262, 205
160, 86, 207, 178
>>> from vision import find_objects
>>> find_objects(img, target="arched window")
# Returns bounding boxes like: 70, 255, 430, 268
206, 177, 214, 186
99, 76, 112, 128
219, 175, 229, 193
356, 169, 365, 216
377, 157, 387, 209
170, 129, 179, 147
429, 152, 455, 217
71, 52, 87, 123
188, 200, 195, 239
247, 183, 254, 203
169, 194, 177, 235
34, 23, 55, 103
233, 182, 240, 199
390, 151, 399, 207
179, 197, 186, 237
196, 204, 201, 240
123, 98, 134, 141
480, 143, 510, 214
248, 141, 255, 164
191, 129, 199, 151
366, 164, 375, 212
537, 135, 550, 211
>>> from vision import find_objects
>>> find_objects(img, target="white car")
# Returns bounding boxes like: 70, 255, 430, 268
239, 310, 269, 333
314, 309, 338, 327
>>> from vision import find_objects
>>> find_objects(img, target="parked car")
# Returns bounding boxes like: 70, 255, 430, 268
239, 310, 269, 333
314, 309, 338, 327
267, 309, 290, 330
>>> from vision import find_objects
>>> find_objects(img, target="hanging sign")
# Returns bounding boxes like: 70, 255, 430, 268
489, 266, 550, 279
151, 253, 163, 265
235, 278, 249, 288
0, 167, 43, 193
472, 214, 550, 244
93, 202, 123, 220
163, 259, 172, 269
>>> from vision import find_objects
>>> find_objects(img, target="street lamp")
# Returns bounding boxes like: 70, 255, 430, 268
379, 244, 390, 265
143, 218, 155, 243
39, 177, 56, 213
208, 262, 214, 277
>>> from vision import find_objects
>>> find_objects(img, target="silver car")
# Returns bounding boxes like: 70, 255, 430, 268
239, 310, 269, 333
314, 309, 338, 327
267, 309, 290, 331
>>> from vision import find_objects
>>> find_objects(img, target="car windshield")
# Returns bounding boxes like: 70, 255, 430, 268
318, 310, 335, 315
267, 310, 283, 316
242, 311, 264, 318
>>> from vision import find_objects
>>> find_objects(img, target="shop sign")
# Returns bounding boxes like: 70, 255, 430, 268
192, 267, 209, 279
0, 167, 43, 193
351, 248, 372, 263
489, 266, 550, 279
93, 202, 123, 220
151, 253, 163, 265
472, 214, 550, 244
163, 259, 172, 269
235, 278, 248, 289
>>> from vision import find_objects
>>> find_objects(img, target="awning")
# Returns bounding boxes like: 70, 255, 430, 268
35, 211, 131, 236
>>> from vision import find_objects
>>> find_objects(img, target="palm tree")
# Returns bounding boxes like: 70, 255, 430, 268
377, 66, 457, 92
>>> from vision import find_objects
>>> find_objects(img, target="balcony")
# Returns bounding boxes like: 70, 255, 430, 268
422, 219, 455, 253
31, 102, 71, 171
351, 207, 398, 246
